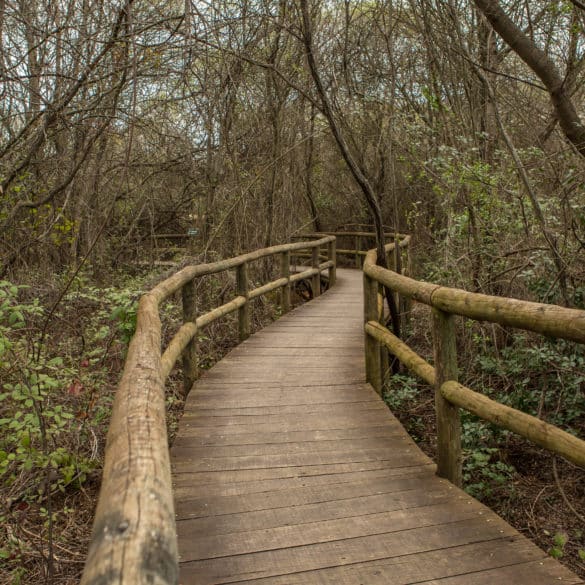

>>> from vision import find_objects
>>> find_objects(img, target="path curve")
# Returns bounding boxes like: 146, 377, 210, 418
171, 268, 582, 584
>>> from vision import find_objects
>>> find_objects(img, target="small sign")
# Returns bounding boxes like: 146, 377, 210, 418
187, 228, 199, 237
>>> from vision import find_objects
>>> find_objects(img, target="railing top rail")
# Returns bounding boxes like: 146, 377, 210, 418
297, 230, 409, 238
364, 243, 585, 344
148, 236, 334, 304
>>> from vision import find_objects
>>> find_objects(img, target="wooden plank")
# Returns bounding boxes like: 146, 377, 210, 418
415, 559, 584, 585
175, 474, 446, 519
172, 433, 412, 457
179, 499, 485, 562
172, 425, 404, 446
184, 394, 381, 409
179, 516, 518, 583
178, 401, 385, 419
179, 407, 392, 424
172, 446, 430, 474
176, 478, 450, 537
172, 465, 434, 498
226, 539, 573, 585
173, 461, 434, 489
179, 400, 387, 419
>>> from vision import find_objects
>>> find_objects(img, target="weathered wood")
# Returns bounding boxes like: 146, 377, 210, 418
299, 230, 408, 238
248, 277, 288, 300
432, 308, 462, 487
181, 279, 198, 396
335, 248, 367, 256
81, 295, 178, 585
312, 246, 321, 297
290, 267, 319, 283
431, 286, 585, 343
363, 234, 585, 478
364, 273, 382, 393
179, 516, 517, 584
161, 322, 197, 381
81, 235, 337, 584
365, 321, 435, 386
170, 269, 581, 585
280, 250, 291, 313
442, 380, 585, 469
196, 296, 246, 329
364, 237, 585, 344
236, 261, 250, 341
148, 235, 335, 304
179, 539, 582, 585
328, 239, 336, 287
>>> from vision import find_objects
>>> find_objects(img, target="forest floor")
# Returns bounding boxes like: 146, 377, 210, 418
0, 258, 290, 584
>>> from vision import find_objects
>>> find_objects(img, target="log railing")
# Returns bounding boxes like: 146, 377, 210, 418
296, 231, 409, 268
363, 239, 585, 486
81, 236, 336, 585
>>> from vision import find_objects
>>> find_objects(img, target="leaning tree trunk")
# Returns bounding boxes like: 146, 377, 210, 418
299, 0, 401, 341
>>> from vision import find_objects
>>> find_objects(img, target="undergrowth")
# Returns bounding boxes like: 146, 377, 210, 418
383, 310, 585, 579
0, 257, 284, 584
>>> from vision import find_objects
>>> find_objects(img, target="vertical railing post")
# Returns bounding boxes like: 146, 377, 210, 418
402, 245, 413, 325
280, 250, 291, 314
311, 245, 321, 298
237, 261, 250, 341
364, 272, 382, 393
182, 279, 198, 396
327, 238, 336, 287
387, 243, 395, 272
432, 308, 462, 486
355, 235, 361, 268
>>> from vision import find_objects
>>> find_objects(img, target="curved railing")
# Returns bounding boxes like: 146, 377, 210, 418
81, 236, 336, 584
295, 230, 409, 269
363, 240, 585, 485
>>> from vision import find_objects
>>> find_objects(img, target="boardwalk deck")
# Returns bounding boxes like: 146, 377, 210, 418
171, 269, 583, 585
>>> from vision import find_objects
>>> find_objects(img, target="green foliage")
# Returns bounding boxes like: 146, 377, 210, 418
0, 283, 96, 499
383, 373, 421, 410
64, 282, 141, 347
461, 418, 516, 500
548, 532, 569, 559
475, 334, 585, 432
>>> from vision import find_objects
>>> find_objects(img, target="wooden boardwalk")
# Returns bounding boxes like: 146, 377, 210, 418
170, 269, 583, 585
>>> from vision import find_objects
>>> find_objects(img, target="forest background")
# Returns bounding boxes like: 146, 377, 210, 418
0, 0, 584, 582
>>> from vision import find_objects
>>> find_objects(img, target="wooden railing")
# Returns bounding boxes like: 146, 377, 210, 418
81, 236, 336, 585
296, 231, 409, 268
363, 239, 585, 486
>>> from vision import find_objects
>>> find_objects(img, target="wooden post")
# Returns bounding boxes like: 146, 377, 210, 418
355, 235, 361, 268
364, 273, 382, 393
182, 279, 198, 396
387, 245, 395, 272
432, 308, 462, 486
311, 246, 321, 298
237, 262, 250, 341
280, 250, 291, 313
402, 246, 413, 325
328, 239, 336, 287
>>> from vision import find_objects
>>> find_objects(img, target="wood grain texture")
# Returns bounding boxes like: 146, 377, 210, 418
171, 268, 581, 585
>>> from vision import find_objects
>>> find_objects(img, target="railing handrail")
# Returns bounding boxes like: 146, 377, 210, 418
363, 240, 585, 485
364, 248, 585, 344
81, 235, 336, 585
